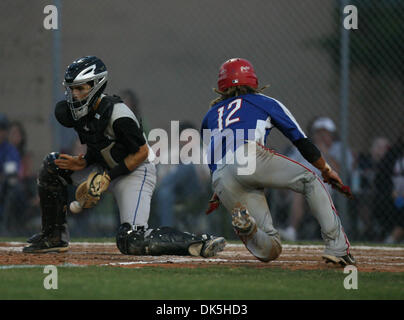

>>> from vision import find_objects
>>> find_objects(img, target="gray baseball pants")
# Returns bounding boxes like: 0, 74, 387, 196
212, 142, 351, 259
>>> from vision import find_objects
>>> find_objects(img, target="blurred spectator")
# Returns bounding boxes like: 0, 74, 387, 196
8, 121, 26, 157
0, 113, 22, 235
8, 121, 29, 178
352, 137, 390, 240
8, 121, 41, 228
373, 134, 404, 243
1, 117, 40, 235
388, 154, 404, 243
152, 121, 211, 232
0, 114, 20, 176
16, 150, 41, 235
279, 116, 354, 241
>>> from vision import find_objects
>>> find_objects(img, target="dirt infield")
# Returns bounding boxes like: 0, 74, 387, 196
1, 242, 404, 272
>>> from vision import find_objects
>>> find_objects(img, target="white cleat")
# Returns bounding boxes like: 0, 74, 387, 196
200, 236, 227, 258
188, 235, 226, 258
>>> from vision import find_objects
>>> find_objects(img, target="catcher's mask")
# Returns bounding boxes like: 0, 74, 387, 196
63, 56, 108, 121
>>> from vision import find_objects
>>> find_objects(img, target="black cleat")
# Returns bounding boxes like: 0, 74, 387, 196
23, 238, 69, 253
24, 224, 69, 253
27, 232, 46, 244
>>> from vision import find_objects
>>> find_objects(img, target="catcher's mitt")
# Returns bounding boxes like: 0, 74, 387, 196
75, 171, 111, 209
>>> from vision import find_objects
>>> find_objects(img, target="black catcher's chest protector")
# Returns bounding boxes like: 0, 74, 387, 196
55, 95, 123, 168
74, 95, 121, 150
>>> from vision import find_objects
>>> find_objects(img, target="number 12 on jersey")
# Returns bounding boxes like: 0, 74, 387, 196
217, 98, 242, 131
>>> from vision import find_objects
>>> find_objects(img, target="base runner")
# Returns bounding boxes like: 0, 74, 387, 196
202, 58, 355, 266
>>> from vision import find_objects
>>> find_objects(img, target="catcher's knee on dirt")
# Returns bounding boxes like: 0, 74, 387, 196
116, 224, 207, 256
37, 152, 72, 231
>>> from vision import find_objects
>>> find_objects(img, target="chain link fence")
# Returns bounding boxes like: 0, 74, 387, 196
0, 0, 403, 243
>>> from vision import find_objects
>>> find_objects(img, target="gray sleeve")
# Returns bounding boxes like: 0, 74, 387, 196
105, 103, 141, 139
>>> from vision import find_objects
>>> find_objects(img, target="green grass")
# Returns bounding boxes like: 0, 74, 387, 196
0, 266, 403, 300
1, 238, 403, 300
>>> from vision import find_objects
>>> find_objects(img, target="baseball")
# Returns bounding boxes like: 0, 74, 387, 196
69, 201, 83, 214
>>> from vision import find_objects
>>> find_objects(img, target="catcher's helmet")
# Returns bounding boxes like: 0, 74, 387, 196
63, 56, 108, 120
217, 58, 258, 92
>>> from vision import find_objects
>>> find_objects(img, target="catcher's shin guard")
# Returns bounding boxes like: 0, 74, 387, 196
29, 153, 71, 241
148, 227, 209, 256
148, 227, 226, 257
116, 225, 226, 257
38, 183, 68, 229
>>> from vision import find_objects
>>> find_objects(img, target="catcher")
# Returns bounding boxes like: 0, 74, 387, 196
202, 58, 355, 266
23, 56, 226, 257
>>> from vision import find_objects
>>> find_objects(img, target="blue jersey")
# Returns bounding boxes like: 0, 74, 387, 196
201, 93, 306, 172
0, 141, 21, 176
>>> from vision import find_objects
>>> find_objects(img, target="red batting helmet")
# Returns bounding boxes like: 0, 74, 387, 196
217, 58, 258, 92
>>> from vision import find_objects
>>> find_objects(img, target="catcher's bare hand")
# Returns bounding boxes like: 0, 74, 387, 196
55, 153, 86, 171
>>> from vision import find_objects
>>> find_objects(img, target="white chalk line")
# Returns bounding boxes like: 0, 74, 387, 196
0, 247, 23, 252
102, 259, 320, 267
0, 263, 86, 269
103, 259, 404, 267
